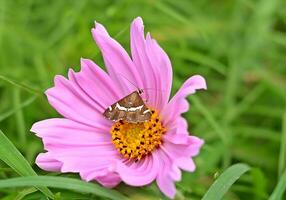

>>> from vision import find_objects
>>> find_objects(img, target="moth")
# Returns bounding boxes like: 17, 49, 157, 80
103, 89, 152, 123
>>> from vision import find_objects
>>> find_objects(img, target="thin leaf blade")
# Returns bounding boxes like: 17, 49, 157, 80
278, 112, 286, 177
269, 171, 286, 200
202, 163, 250, 200
0, 130, 54, 198
0, 176, 129, 200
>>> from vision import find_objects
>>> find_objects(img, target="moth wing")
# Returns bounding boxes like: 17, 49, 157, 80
125, 112, 138, 123
103, 103, 117, 120
103, 106, 128, 121
118, 91, 144, 108
125, 105, 152, 123
103, 90, 152, 122
137, 114, 151, 122
137, 106, 152, 122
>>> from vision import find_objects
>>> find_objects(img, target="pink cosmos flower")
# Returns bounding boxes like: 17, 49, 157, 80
31, 17, 207, 199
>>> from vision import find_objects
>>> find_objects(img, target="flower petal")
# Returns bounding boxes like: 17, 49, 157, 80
130, 17, 172, 110
46, 68, 113, 128
163, 136, 204, 158
162, 75, 207, 127
154, 135, 203, 198
92, 171, 121, 188
163, 117, 190, 144
36, 152, 62, 172
32, 118, 121, 186
175, 157, 196, 172
92, 22, 143, 96
112, 152, 160, 186
156, 174, 176, 199
69, 58, 122, 112
154, 149, 177, 199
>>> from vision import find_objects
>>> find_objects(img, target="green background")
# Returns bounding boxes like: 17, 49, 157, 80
0, 0, 286, 199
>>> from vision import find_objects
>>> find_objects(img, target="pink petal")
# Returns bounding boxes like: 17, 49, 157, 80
175, 157, 196, 172
160, 137, 203, 170
163, 136, 204, 158
93, 171, 121, 188
163, 117, 190, 144
153, 135, 204, 198
69, 58, 122, 112
46, 71, 112, 128
130, 17, 172, 110
162, 75, 207, 127
156, 174, 176, 199
164, 132, 190, 145
154, 150, 177, 199
31, 118, 121, 186
156, 149, 181, 182
31, 118, 111, 146
36, 152, 62, 171
92, 22, 143, 97
171, 165, 182, 181
112, 153, 160, 186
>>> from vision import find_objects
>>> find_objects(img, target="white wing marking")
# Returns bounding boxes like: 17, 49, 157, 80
143, 109, 151, 114
115, 103, 128, 111
115, 103, 144, 112
128, 105, 143, 112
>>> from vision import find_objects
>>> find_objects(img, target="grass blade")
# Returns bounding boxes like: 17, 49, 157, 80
202, 163, 250, 200
0, 75, 41, 96
176, 51, 227, 75
269, 171, 286, 200
190, 96, 228, 145
12, 88, 27, 146
0, 176, 129, 200
0, 95, 36, 122
0, 130, 54, 198
15, 187, 38, 200
154, 1, 189, 25
278, 112, 286, 177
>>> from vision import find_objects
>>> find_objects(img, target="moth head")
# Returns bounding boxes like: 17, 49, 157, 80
138, 89, 144, 95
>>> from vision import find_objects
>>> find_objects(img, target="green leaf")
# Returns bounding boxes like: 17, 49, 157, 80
0, 75, 41, 96
202, 163, 250, 200
15, 187, 38, 200
251, 168, 268, 200
0, 130, 54, 198
269, 171, 286, 200
0, 95, 36, 122
12, 88, 27, 146
190, 96, 228, 145
0, 176, 129, 200
278, 112, 286, 177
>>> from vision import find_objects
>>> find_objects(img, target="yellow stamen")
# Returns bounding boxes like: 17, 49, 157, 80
110, 109, 166, 161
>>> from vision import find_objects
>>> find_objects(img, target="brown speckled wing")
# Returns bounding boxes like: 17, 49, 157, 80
103, 91, 151, 123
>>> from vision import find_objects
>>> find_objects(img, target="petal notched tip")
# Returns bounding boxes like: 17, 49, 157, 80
175, 157, 196, 172
30, 122, 39, 134
132, 16, 143, 28
43, 75, 67, 104
91, 22, 109, 38
47, 75, 68, 92
188, 136, 205, 150
189, 75, 207, 90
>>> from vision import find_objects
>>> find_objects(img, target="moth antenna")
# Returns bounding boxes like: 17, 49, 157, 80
115, 73, 140, 91
142, 88, 167, 93
114, 73, 166, 95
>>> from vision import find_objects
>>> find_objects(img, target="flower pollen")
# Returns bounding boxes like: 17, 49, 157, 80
110, 109, 166, 160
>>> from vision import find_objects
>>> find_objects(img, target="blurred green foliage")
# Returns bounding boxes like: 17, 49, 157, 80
0, 0, 286, 199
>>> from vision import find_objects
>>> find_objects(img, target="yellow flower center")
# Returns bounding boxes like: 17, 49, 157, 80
110, 109, 166, 161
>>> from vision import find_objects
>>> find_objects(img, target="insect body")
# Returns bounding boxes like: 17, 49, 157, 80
103, 90, 151, 123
